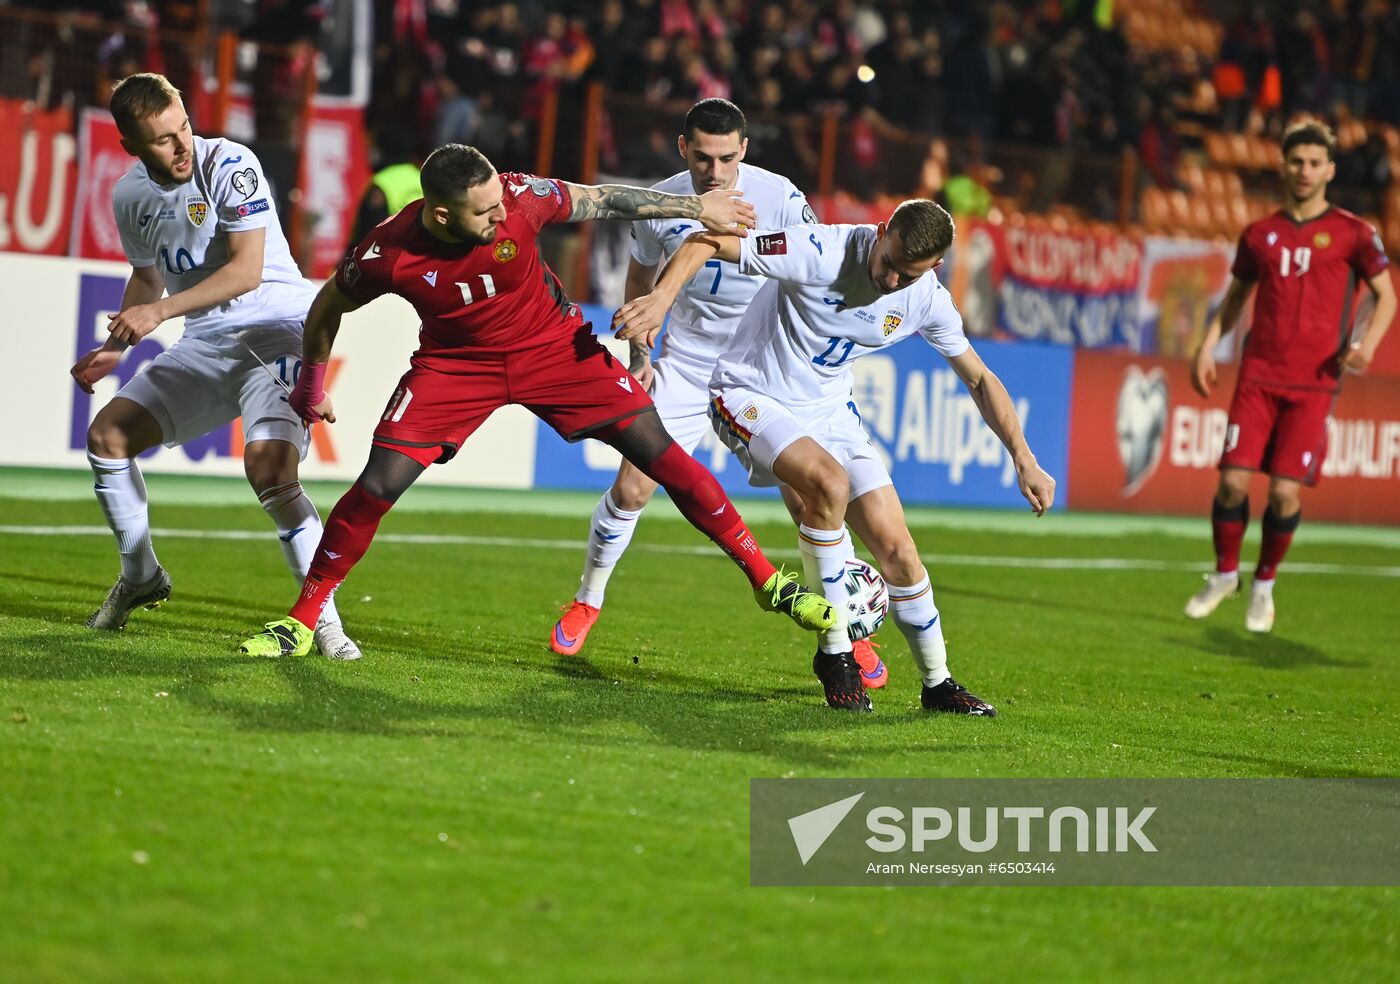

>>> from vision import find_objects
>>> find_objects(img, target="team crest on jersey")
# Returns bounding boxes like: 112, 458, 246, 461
882, 312, 903, 337
186, 197, 209, 227
1313, 231, 1332, 249
756, 233, 787, 255
742, 405, 760, 422
342, 258, 361, 286
494, 238, 518, 263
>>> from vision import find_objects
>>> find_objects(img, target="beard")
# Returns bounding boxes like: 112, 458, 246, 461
446, 214, 497, 246
146, 155, 194, 186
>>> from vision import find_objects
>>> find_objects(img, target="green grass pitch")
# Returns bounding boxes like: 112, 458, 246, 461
1, 466, 1397, 981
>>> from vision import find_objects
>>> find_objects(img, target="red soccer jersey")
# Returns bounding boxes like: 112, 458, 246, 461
334, 172, 582, 355
1231, 206, 1390, 390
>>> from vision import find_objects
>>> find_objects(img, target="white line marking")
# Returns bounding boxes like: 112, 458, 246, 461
3, 525, 1399, 578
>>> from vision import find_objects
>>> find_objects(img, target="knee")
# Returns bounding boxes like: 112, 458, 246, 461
243, 444, 298, 495
871, 535, 923, 583
1216, 474, 1249, 508
612, 463, 659, 512
800, 464, 851, 526
803, 465, 850, 515
1268, 487, 1301, 517
87, 418, 129, 459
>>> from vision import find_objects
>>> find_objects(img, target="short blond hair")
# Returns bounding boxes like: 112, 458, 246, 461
110, 73, 182, 137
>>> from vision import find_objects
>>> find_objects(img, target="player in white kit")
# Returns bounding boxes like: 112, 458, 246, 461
68, 73, 359, 659
549, 99, 889, 688
615, 200, 1057, 713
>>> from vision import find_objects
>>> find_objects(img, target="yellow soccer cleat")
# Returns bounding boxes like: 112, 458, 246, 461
238, 616, 315, 658
755, 566, 841, 633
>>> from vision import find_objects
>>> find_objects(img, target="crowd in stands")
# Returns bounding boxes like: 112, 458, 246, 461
4, 0, 1400, 234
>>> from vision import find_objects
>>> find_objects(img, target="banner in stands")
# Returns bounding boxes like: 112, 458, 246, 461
531, 305, 1073, 510
70, 108, 131, 263
950, 219, 1142, 348
1134, 236, 1236, 359
1068, 350, 1400, 524
0, 98, 76, 256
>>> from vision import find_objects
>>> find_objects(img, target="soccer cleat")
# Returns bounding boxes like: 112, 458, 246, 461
238, 617, 314, 658
1245, 587, 1275, 633
551, 600, 601, 655
314, 619, 363, 660
86, 567, 172, 630
1184, 572, 1240, 619
756, 567, 841, 633
852, 636, 888, 689
921, 677, 997, 717
812, 649, 873, 712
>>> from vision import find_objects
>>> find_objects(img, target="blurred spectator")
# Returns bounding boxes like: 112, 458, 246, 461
348, 125, 421, 246
1139, 103, 1180, 190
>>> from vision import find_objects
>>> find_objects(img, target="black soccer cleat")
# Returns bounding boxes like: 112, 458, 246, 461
813, 649, 873, 713
921, 677, 997, 717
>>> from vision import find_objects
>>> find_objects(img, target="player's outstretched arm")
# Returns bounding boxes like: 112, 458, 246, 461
563, 182, 757, 236
613, 232, 738, 347
1341, 269, 1397, 375
70, 264, 166, 393
623, 259, 661, 388
947, 347, 1056, 516
289, 280, 363, 425
1191, 276, 1254, 398
105, 228, 266, 346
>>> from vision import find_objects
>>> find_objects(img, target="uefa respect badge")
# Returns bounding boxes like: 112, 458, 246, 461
750, 778, 1400, 886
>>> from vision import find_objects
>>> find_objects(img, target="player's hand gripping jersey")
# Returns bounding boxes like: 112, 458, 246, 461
712, 224, 969, 407
1232, 207, 1389, 391
334, 173, 583, 356
630, 163, 814, 370
112, 135, 315, 335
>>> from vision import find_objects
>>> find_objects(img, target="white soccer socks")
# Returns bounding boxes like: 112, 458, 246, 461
575, 491, 643, 609
798, 523, 855, 654
88, 451, 160, 583
259, 481, 341, 625
888, 569, 950, 687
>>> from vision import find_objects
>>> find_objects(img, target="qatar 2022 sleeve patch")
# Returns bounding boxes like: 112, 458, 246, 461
756, 232, 787, 255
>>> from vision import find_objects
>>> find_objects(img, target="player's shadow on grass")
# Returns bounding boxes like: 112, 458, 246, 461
165, 655, 990, 767
0, 631, 246, 683
935, 583, 1185, 627
1160, 745, 1394, 778
1180, 627, 1366, 670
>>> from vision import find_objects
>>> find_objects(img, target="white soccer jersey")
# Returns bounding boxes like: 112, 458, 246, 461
112, 135, 316, 337
713, 224, 970, 408
629, 162, 814, 371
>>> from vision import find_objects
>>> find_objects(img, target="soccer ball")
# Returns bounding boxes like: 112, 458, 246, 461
839, 559, 888, 641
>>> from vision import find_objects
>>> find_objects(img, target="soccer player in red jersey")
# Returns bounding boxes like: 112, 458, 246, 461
1186, 121, 1395, 632
237, 144, 839, 658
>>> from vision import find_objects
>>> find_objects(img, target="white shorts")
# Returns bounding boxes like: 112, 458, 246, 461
116, 323, 310, 458
649, 357, 713, 453
709, 387, 892, 497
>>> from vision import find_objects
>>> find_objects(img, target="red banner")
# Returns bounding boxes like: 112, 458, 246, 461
71, 108, 132, 262
296, 102, 370, 278
0, 98, 76, 256
1069, 350, 1400, 524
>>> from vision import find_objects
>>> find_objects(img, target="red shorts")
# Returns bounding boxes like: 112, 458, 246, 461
1219, 380, 1335, 485
372, 329, 654, 466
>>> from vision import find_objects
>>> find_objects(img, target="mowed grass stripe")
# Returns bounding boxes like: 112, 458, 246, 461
4, 523, 1399, 578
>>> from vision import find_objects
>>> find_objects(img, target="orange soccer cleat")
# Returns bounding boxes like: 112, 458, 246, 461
551, 600, 601, 655
852, 636, 888, 689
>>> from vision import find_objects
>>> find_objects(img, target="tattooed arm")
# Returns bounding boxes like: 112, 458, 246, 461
562, 182, 757, 235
